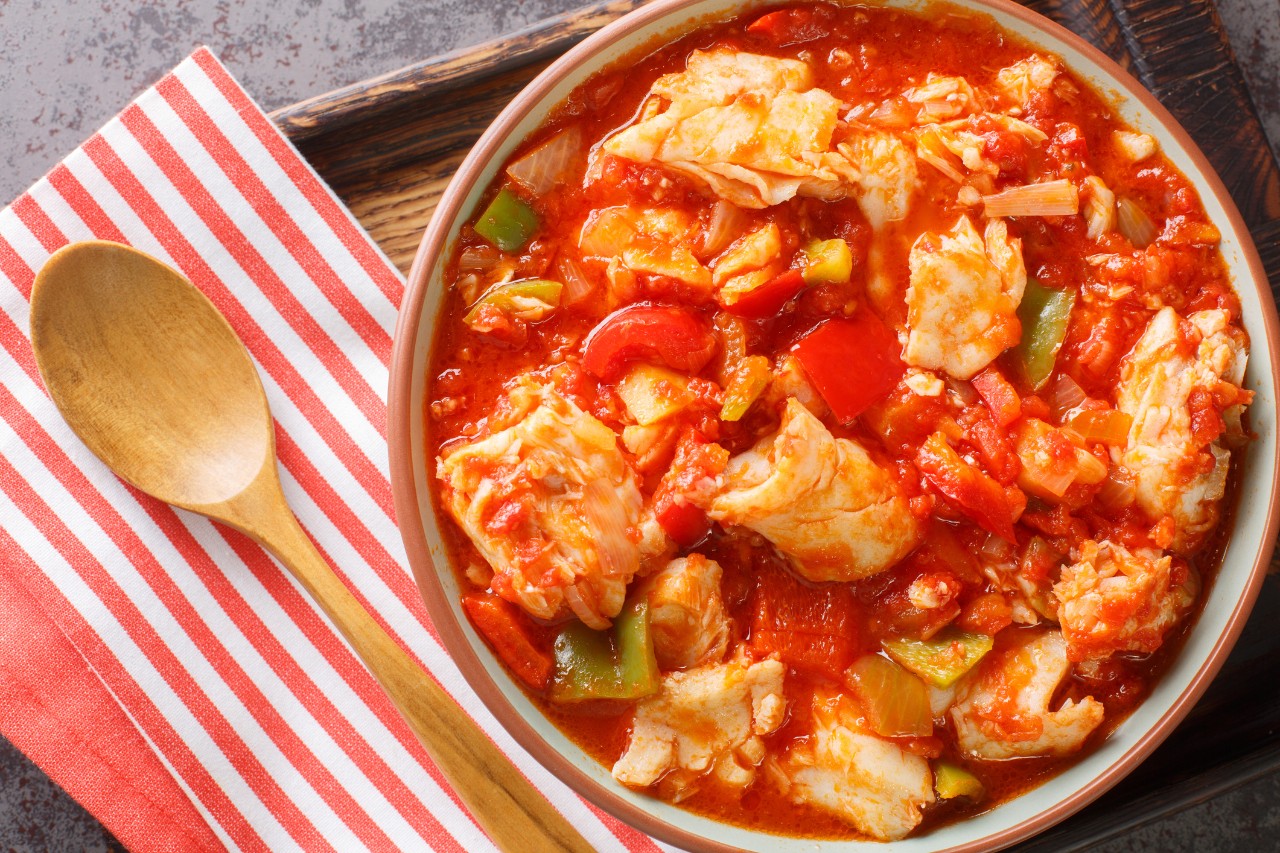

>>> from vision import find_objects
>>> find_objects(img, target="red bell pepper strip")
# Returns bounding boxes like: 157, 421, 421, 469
750, 564, 861, 680
791, 309, 905, 423
961, 407, 1021, 486
916, 432, 1018, 542
582, 303, 716, 381
461, 592, 554, 691
745, 6, 824, 44
746, 9, 788, 34
650, 430, 728, 546
652, 487, 710, 547
720, 268, 806, 319
971, 367, 1022, 427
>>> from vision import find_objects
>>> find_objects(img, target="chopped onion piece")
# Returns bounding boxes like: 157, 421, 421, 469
916, 128, 966, 183
1047, 374, 1087, 420
1117, 197, 1158, 248
459, 244, 502, 272
1066, 409, 1132, 445
553, 253, 596, 307
846, 654, 934, 737
1030, 464, 1077, 499
982, 178, 1079, 217
870, 96, 914, 129
506, 127, 582, 196
945, 376, 980, 406
1097, 468, 1136, 510
700, 200, 748, 258
977, 533, 1014, 564
1081, 176, 1115, 241
1074, 449, 1109, 483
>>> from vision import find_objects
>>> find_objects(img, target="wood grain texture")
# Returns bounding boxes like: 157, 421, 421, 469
1109, 0, 1280, 226
28, 242, 594, 853
266, 0, 1280, 847
1021, 0, 1132, 67
273, 0, 649, 144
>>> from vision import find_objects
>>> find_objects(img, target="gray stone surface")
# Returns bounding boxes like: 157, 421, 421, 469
0, 0, 1278, 850
0, 0, 586, 205
1218, 0, 1280, 163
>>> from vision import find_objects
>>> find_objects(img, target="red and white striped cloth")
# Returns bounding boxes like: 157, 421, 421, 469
0, 48, 668, 852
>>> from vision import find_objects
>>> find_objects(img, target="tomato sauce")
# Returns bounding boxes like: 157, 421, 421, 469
426, 0, 1249, 841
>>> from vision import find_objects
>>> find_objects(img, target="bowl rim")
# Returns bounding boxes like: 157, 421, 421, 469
388, 0, 1280, 849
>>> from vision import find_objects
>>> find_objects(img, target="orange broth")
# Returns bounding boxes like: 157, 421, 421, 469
426, 1, 1245, 841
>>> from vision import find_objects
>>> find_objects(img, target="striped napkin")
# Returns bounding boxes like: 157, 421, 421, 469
0, 48, 662, 852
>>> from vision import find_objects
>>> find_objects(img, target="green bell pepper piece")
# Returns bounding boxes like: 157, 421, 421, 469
1015, 278, 1076, 391
475, 187, 540, 252
463, 278, 562, 326
799, 238, 853, 285
882, 627, 994, 688
615, 597, 660, 694
549, 597, 660, 702
934, 761, 985, 800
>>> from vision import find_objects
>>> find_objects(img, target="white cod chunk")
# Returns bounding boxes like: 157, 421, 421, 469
603, 50, 860, 209
1116, 307, 1250, 552
951, 630, 1104, 759
437, 381, 643, 629
993, 55, 1059, 109
1053, 539, 1195, 661
904, 74, 977, 121
905, 215, 1027, 379
700, 399, 923, 582
777, 689, 934, 841
646, 554, 732, 670
836, 131, 919, 228
915, 115, 1046, 183
612, 657, 786, 798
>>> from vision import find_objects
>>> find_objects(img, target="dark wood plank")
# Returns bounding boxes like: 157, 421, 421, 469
1257, 219, 1280, 296
1108, 0, 1280, 227
272, 0, 648, 144
1021, 0, 1133, 67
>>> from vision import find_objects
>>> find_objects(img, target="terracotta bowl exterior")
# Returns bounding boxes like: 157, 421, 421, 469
388, 1, 1280, 849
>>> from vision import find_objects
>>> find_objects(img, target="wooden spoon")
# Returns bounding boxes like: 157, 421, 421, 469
29, 241, 593, 853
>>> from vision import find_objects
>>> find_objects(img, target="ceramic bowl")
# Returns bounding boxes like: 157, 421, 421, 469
388, 1, 1280, 848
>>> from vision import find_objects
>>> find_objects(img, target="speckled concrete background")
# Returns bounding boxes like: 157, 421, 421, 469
1, 0, 1278, 849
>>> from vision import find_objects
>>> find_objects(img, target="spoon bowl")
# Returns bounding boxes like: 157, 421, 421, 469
30, 241, 591, 853
31, 241, 271, 508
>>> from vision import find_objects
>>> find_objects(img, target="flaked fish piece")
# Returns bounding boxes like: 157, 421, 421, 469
700, 399, 923, 582
993, 55, 1059, 110
905, 215, 1026, 379
1116, 307, 1250, 552
775, 688, 934, 841
613, 657, 786, 799
605, 49, 914, 212
951, 630, 1104, 759
578, 205, 712, 292
437, 380, 643, 628
646, 554, 732, 670
1053, 540, 1195, 661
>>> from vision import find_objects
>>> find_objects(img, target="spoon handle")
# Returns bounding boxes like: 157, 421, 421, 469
223, 470, 595, 853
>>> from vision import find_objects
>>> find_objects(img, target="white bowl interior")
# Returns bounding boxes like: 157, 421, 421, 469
401, 1, 1279, 849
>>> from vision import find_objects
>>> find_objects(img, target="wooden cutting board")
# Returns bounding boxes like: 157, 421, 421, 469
270, 1, 1280, 849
